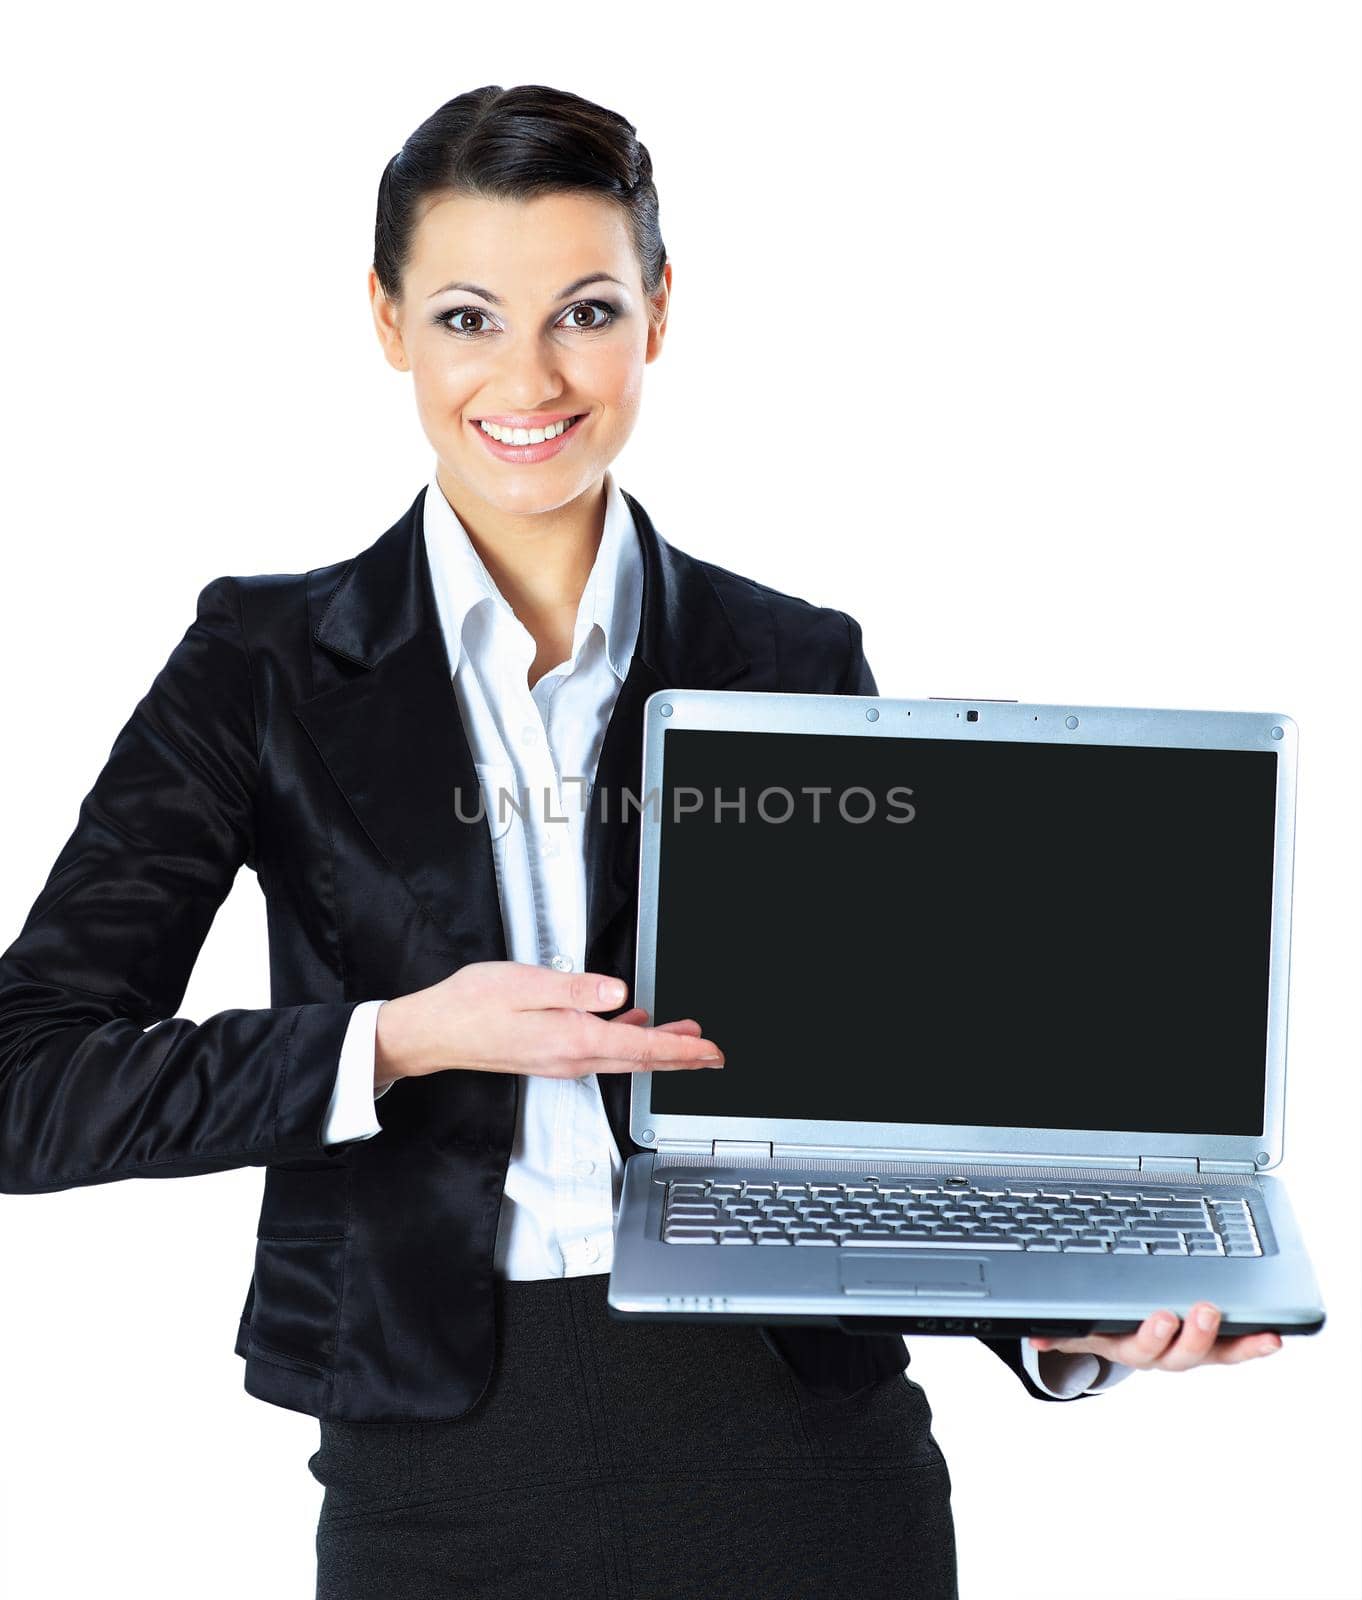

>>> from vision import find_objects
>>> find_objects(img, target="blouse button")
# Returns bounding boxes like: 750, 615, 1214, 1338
549, 953, 573, 972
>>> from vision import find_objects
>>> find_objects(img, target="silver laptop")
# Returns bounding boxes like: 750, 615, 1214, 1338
606, 691, 1326, 1342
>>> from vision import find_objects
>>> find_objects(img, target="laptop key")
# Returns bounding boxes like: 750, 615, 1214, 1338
842, 1236, 1023, 1249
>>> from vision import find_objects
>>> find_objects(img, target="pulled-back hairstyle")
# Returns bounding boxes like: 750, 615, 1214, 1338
374, 84, 666, 313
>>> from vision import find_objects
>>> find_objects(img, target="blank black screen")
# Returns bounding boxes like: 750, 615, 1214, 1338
649, 730, 1277, 1136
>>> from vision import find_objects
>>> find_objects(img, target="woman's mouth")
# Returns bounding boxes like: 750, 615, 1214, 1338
469, 412, 587, 464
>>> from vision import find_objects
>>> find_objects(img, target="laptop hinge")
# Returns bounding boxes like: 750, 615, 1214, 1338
1138, 1155, 1202, 1174
712, 1140, 773, 1160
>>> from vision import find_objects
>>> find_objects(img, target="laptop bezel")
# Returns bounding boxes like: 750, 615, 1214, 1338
627, 691, 1296, 1174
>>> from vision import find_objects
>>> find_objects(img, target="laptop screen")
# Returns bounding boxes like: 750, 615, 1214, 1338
647, 729, 1279, 1137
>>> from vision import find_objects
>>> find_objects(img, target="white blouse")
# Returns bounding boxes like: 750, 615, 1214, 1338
318, 467, 1130, 1399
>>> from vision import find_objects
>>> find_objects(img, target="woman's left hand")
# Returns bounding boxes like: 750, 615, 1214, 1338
1030, 1303, 1283, 1369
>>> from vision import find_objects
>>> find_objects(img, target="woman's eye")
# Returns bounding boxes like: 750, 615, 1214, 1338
556, 299, 618, 332
441, 307, 493, 337
436, 299, 619, 338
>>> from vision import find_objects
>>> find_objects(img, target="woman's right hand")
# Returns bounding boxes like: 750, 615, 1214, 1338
372, 960, 725, 1091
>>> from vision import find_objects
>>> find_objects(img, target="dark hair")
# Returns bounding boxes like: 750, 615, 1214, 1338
373, 84, 666, 314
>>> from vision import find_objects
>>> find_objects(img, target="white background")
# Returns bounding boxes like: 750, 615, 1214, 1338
1, 4, 1358, 1597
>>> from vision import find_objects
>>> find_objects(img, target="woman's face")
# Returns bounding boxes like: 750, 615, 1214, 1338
371, 190, 669, 517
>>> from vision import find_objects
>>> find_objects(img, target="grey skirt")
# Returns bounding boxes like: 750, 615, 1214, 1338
311, 1270, 957, 1600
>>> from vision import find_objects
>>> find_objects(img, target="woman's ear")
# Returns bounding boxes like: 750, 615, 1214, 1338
369, 267, 410, 372
645, 260, 672, 364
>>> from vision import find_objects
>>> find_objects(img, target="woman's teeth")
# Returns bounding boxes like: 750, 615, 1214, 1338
478, 416, 581, 446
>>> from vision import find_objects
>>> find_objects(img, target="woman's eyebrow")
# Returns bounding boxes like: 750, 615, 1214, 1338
426, 272, 628, 305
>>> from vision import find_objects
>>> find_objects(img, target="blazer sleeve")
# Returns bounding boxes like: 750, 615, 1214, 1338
0, 575, 366, 1195
836, 610, 879, 696
980, 1334, 1099, 1401
834, 609, 1098, 1402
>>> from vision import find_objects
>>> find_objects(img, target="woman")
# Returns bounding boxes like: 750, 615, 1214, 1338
0, 83, 1280, 1600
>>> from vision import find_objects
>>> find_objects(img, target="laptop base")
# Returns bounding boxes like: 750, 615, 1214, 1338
605, 1304, 1325, 1339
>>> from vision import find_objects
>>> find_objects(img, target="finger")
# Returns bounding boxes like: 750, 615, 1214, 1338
585, 1008, 705, 1039
576, 1014, 724, 1071
512, 967, 632, 1013
1030, 1334, 1124, 1359
614, 1009, 704, 1036
1154, 1302, 1222, 1371
1032, 1308, 1179, 1364
1205, 1331, 1284, 1365
1110, 1309, 1184, 1367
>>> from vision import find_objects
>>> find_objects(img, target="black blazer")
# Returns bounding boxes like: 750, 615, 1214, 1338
0, 483, 1068, 1418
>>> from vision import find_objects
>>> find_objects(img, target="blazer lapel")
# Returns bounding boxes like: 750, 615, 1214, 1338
292, 482, 751, 1152
292, 486, 506, 971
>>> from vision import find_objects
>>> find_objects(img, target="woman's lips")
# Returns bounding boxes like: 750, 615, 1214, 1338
469, 412, 587, 465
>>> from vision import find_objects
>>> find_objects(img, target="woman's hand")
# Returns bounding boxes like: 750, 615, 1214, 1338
1029, 1303, 1283, 1370
373, 959, 724, 1089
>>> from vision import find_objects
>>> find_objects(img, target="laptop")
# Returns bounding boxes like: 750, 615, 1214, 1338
606, 691, 1326, 1342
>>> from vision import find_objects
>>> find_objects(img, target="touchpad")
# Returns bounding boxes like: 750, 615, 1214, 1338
839, 1253, 991, 1297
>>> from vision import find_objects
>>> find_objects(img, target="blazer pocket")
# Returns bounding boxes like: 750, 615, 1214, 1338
243, 1159, 351, 1372
247, 1236, 345, 1372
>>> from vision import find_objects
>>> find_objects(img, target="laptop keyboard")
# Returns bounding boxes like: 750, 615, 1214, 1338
659, 1176, 1263, 1256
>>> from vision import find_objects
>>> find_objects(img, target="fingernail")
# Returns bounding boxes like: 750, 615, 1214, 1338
1153, 1314, 1176, 1337
600, 979, 627, 1004
1195, 1304, 1219, 1332
700, 1055, 724, 1066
